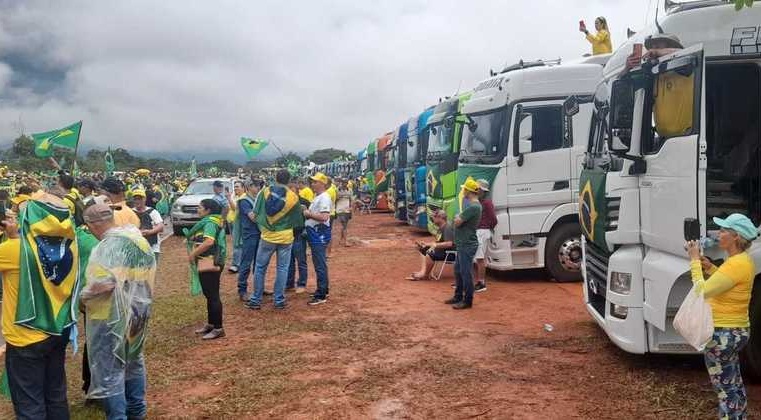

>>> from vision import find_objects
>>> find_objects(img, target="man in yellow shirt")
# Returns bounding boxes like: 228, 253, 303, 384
0, 211, 70, 419
101, 177, 140, 228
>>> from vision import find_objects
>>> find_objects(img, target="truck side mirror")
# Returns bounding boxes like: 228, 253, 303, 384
607, 78, 635, 153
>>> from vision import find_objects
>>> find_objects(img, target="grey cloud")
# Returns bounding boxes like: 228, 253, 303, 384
0, 0, 649, 157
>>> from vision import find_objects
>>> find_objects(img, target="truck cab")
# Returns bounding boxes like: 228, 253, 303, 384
425, 92, 472, 235
405, 107, 435, 229
459, 56, 608, 281
581, 1, 761, 378
389, 123, 409, 221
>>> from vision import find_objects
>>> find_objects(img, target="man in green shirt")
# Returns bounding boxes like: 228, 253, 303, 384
445, 179, 482, 309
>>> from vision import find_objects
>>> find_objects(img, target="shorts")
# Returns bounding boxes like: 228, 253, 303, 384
475, 229, 492, 260
418, 246, 448, 262
338, 212, 352, 226
330, 214, 337, 230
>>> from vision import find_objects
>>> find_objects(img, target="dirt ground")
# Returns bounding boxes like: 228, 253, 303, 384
2, 212, 760, 419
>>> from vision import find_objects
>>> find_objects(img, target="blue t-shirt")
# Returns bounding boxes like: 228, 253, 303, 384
213, 193, 229, 210
238, 195, 260, 238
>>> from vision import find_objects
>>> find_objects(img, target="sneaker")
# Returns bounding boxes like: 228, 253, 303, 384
227, 266, 239, 273
285, 287, 295, 293
194, 324, 213, 335
245, 302, 261, 310
444, 298, 461, 305
309, 292, 330, 298
202, 328, 226, 340
295, 287, 307, 294
475, 282, 487, 293
308, 297, 327, 306
452, 302, 472, 310
274, 303, 288, 310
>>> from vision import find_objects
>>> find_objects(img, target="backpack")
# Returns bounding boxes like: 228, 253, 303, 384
134, 207, 158, 246
64, 193, 86, 227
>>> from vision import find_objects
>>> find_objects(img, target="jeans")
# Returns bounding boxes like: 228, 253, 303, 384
200, 270, 223, 328
6, 332, 70, 420
453, 245, 477, 305
232, 245, 242, 268
101, 355, 148, 420
310, 241, 329, 299
704, 328, 750, 420
248, 240, 292, 307
287, 233, 308, 289
237, 234, 260, 296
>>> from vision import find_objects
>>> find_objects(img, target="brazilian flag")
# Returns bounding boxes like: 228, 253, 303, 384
16, 200, 80, 335
32, 121, 82, 158
241, 137, 268, 159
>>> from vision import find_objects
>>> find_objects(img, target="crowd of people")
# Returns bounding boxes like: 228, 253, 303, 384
0, 165, 356, 419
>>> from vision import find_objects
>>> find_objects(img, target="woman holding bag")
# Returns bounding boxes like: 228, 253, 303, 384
186, 199, 227, 340
686, 213, 757, 420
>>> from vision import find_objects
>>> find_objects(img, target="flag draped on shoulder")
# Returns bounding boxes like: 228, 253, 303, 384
17, 200, 80, 335
32, 121, 82, 158
241, 137, 268, 159
255, 185, 300, 243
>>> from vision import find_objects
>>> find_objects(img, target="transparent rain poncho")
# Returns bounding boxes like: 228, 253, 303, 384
80, 226, 156, 399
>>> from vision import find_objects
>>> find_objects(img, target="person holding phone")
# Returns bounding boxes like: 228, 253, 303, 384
579, 16, 612, 55
685, 214, 757, 419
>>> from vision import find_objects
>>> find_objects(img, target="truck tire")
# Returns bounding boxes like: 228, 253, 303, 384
741, 277, 761, 381
545, 223, 583, 283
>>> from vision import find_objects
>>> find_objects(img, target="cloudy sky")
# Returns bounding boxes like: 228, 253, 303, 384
0, 0, 654, 159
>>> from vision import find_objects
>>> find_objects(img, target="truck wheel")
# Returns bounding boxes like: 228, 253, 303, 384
545, 223, 583, 282
741, 278, 761, 381
173, 226, 184, 236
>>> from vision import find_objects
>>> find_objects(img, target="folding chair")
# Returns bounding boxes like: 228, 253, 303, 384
431, 250, 457, 281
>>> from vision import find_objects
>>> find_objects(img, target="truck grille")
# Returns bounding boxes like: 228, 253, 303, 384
181, 205, 199, 214
585, 241, 609, 317
606, 197, 620, 231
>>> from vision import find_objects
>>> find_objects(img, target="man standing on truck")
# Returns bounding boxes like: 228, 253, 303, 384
445, 179, 482, 310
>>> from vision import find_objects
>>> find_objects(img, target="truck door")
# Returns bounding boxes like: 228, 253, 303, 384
506, 99, 572, 234
638, 45, 705, 330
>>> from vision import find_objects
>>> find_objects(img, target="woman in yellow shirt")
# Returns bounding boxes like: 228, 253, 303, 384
580, 16, 612, 55
686, 213, 757, 420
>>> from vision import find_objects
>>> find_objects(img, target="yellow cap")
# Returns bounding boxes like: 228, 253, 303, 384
310, 172, 329, 185
462, 178, 480, 193
132, 189, 146, 198
10, 194, 30, 206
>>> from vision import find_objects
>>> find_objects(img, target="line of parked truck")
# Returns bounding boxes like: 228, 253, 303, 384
312, 1, 761, 378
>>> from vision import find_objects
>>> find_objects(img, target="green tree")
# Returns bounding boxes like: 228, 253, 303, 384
306, 148, 349, 164
275, 152, 303, 167
735, 0, 754, 10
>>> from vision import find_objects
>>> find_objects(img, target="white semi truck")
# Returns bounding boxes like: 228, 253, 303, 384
458, 55, 608, 281
580, 0, 761, 378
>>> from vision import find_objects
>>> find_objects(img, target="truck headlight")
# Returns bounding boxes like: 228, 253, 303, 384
610, 271, 631, 295
610, 303, 628, 319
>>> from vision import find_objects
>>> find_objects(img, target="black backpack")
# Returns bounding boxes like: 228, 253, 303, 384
64, 193, 86, 227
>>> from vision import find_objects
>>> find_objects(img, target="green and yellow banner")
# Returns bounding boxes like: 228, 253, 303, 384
32, 121, 82, 158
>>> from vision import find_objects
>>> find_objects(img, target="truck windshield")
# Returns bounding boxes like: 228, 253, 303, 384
460, 107, 510, 163
428, 122, 454, 157
185, 181, 217, 195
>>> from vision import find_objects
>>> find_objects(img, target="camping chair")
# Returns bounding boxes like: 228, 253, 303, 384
359, 192, 373, 215
431, 250, 457, 281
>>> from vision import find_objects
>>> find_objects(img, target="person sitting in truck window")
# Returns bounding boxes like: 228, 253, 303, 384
686, 213, 757, 420
643, 33, 683, 60
580, 16, 612, 55
406, 209, 454, 281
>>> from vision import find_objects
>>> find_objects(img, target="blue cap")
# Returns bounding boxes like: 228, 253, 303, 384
713, 214, 759, 241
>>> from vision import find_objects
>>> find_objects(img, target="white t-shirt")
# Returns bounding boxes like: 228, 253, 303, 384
133, 207, 164, 253
306, 191, 332, 228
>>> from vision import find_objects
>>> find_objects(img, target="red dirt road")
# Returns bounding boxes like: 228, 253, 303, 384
147, 212, 761, 419
3, 212, 758, 419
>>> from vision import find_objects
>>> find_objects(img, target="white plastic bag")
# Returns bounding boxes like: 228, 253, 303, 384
673, 284, 714, 351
